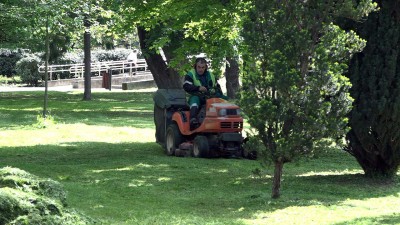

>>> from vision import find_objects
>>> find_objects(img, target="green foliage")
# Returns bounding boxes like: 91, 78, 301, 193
15, 53, 42, 86
239, 0, 376, 197
93, 48, 132, 62
0, 75, 22, 85
0, 167, 96, 225
33, 113, 56, 129
57, 51, 83, 65
0, 167, 66, 204
117, 0, 247, 76
0, 1, 34, 48
346, 1, 400, 177
0, 0, 131, 62
0, 49, 24, 77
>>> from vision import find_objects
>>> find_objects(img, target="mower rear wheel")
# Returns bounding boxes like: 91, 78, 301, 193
165, 124, 183, 156
193, 135, 209, 158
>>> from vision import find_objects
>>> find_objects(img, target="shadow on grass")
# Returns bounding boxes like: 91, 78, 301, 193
280, 173, 399, 204
1, 141, 399, 224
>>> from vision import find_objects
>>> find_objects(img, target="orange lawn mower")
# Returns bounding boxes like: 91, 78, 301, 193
153, 89, 256, 159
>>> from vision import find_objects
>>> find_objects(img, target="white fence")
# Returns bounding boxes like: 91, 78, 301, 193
38, 59, 148, 80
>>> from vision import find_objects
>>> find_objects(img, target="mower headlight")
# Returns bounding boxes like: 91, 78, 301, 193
218, 109, 227, 117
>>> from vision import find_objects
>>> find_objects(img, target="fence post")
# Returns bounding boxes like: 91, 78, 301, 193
108, 68, 112, 91
129, 62, 132, 77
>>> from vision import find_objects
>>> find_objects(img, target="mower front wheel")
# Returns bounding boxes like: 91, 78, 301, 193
165, 124, 183, 156
192, 135, 209, 158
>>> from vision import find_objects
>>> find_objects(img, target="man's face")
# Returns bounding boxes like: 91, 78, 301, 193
195, 62, 207, 75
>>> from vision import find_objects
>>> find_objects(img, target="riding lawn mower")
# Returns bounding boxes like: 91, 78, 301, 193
153, 89, 256, 159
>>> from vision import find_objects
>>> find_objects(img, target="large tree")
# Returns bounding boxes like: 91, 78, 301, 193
115, 0, 246, 92
346, 0, 400, 178
239, 0, 376, 198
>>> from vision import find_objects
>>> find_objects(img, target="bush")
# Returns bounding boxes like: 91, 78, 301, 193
0, 167, 97, 225
57, 49, 134, 64
93, 48, 131, 62
15, 54, 42, 87
0, 49, 24, 77
57, 51, 82, 65
0, 75, 22, 86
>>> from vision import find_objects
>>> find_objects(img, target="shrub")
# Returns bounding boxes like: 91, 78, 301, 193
0, 75, 22, 85
33, 113, 56, 129
0, 49, 24, 77
93, 48, 131, 62
0, 167, 97, 225
57, 51, 82, 65
15, 54, 42, 87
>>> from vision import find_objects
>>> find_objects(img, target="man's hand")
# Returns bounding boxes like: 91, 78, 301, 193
199, 86, 208, 92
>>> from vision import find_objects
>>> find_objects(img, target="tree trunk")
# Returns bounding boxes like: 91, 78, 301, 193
137, 26, 182, 89
225, 57, 240, 99
43, 15, 49, 118
347, 130, 399, 177
83, 17, 91, 101
271, 158, 284, 198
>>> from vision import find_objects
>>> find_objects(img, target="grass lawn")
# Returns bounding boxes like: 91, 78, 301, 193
0, 90, 399, 225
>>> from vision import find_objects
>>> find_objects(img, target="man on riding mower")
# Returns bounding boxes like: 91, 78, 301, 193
183, 57, 228, 130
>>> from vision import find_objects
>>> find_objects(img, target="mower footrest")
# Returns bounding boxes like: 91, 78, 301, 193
220, 133, 242, 142
175, 142, 193, 157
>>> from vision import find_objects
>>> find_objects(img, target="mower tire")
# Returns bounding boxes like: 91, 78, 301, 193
193, 135, 209, 158
165, 124, 183, 156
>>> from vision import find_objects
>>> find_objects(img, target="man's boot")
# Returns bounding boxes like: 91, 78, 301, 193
190, 106, 199, 130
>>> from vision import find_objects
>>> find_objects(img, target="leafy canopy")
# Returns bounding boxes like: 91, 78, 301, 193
115, 0, 249, 74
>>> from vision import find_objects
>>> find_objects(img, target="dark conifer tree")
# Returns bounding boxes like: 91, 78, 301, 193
346, 0, 400, 177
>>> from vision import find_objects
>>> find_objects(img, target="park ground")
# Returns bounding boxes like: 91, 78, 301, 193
0, 89, 399, 225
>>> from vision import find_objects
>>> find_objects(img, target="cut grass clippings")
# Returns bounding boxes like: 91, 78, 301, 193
0, 90, 399, 225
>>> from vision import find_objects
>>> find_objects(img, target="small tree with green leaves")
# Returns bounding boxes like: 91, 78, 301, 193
239, 0, 377, 198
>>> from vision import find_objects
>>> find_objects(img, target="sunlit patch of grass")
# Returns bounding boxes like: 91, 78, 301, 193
91, 163, 168, 174
0, 123, 155, 147
242, 195, 400, 225
0, 91, 156, 129
297, 169, 364, 177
